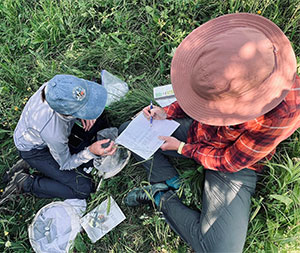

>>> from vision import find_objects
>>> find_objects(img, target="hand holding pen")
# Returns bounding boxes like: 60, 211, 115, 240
150, 101, 153, 126
142, 103, 167, 122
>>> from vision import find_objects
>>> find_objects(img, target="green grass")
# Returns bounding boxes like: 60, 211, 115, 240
0, 0, 300, 252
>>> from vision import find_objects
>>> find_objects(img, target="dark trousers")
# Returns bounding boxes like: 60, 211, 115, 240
119, 118, 257, 252
19, 114, 109, 199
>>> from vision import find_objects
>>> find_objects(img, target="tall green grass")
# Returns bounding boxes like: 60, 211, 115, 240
0, 0, 299, 252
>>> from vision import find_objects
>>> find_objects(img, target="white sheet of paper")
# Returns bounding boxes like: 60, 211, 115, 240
116, 113, 180, 159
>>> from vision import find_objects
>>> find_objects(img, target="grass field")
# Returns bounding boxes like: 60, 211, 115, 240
0, 0, 300, 252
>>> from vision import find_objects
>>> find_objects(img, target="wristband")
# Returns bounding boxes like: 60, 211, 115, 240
177, 142, 185, 154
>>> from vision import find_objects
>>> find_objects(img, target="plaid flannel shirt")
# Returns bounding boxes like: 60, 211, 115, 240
164, 75, 300, 172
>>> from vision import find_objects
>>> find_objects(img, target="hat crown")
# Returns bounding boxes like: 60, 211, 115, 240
191, 27, 275, 101
171, 13, 296, 125
46, 75, 88, 115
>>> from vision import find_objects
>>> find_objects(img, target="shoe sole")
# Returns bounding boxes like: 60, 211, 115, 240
0, 171, 27, 204
3, 159, 30, 184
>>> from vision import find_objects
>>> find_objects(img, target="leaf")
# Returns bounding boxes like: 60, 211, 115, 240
73, 234, 87, 252
269, 194, 293, 207
250, 196, 263, 222
106, 196, 111, 215
145, 6, 153, 15
0, 129, 12, 134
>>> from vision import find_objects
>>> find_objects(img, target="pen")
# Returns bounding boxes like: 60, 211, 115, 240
150, 100, 153, 127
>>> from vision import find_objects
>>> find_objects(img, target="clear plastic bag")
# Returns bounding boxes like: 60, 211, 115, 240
96, 127, 118, 142
93, 128, 130, 179
101, 70, 129, 107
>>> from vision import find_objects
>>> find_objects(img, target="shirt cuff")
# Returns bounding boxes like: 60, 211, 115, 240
84, 146, 99, 160
177, 142, 185, 154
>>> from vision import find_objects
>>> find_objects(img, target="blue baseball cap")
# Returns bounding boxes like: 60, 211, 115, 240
45, 74, 107, 120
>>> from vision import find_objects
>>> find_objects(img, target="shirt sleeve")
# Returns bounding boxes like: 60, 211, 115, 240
163, 101, 187, 119
181, 118, 300, 172
42, 131, 97, 171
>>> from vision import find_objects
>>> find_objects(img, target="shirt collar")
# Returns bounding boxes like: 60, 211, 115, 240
56, 112, 76, 121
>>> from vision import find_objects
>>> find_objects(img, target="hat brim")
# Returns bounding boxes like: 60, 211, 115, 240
72, 80, 107, 120
171, 13, 297, 126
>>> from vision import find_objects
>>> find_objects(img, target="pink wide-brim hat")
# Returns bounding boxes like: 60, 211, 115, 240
171, 13, 297, 126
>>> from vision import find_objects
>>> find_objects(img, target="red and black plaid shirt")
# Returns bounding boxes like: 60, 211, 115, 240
164, 75, 300, 172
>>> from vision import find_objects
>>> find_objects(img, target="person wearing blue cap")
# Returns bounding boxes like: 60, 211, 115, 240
1, 74, 117, 201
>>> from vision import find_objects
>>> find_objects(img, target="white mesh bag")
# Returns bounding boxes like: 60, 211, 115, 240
28, 199, 86, 253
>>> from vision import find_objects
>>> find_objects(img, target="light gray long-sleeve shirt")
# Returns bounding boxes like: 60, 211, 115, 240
13, 83, 96, 170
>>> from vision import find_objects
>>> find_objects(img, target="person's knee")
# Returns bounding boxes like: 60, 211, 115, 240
74, 186, 93, 199
72, 178, 94, 199
118, 121, 130, 134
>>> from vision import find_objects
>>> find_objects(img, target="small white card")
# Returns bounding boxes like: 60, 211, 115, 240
153, 84, 176, 107
153, 84, 174, 98
80, 197, 126, 243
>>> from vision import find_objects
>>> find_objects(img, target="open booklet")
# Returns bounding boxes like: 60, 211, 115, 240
115, 113, 180, 160
80, 197, 126, 243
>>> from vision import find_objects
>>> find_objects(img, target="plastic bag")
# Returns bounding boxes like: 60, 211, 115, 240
97, 127, 119, 142
101, 70, 129, 107
93, 128, 131, 179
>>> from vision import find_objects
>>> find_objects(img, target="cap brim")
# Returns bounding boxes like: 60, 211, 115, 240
73, 80, 107, 120
171, 13, 297, 126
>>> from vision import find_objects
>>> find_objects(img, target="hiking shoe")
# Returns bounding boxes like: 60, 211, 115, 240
2, 159, 30, 184
124, 183, 169, 207
0, 171, 30, 204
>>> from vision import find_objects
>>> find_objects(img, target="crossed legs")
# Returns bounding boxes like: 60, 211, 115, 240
120, 117, 257, 252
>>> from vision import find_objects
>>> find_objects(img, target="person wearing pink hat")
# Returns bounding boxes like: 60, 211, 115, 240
122, 13, 300, 252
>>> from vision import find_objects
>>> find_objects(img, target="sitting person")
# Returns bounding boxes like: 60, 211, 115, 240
1, 74, 116, 202
120, 13, 300, 252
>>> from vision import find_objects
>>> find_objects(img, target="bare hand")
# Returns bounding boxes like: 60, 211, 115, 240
89, 139, 117, 156
81, 119, 96, 131
142, 105, 167, 121
159, 136, 181, 151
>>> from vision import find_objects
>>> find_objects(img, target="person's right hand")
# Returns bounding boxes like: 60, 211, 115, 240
89, 139, 117, 156
81, 119, 96, 132
142, 105, 167, 121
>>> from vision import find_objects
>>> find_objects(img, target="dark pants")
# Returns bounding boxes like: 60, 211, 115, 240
119, 118, 257, 252
19, 114, 109, 199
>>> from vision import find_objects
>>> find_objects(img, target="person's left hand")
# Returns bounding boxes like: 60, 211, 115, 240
81, 119, 96, 131
159, 136, 181, 151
